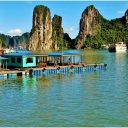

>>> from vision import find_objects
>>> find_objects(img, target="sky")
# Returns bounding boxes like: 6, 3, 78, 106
0, 1, 128, 39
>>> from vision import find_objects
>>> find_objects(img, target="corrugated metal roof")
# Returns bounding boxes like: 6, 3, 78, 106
2, 51, 47, 57
1, 50, 83, 57
48, 50, 83, 56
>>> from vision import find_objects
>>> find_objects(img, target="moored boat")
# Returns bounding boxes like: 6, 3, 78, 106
115, 42, 127, 52
108, 42, 127, 52
3, 48, 14, 54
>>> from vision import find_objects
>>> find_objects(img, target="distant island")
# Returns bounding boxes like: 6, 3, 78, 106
0, 5, 128, 50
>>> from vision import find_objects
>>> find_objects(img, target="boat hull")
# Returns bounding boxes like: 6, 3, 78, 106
108, 46, 116, 52
116, 46, 127, 52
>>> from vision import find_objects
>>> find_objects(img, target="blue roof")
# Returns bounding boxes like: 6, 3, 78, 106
48, 51, 64, 56
48, 50, 83, 56
2, 51, 47, 57
1, 49, 83, 57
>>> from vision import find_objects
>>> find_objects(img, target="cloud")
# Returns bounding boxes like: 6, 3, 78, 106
7, 28, 23, 36
65, 26, 78, 33
117, 10, 125, 14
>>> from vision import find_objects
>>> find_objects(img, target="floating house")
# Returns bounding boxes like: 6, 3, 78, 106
1, 50, 84, 68
48, 50, 84, 65
2, 51, 48, 68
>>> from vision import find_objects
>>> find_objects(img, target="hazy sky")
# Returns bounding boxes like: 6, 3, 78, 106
0, 1, 127, 38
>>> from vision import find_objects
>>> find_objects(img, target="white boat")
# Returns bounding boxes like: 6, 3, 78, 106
3, 48, 14, 54
3, 49, 10, 54
115, 42, 127, 52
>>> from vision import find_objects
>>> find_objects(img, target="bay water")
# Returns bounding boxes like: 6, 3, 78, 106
0, 50, 128, 127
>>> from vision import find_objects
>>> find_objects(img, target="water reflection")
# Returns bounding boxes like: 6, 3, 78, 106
115, 52, 127, 65
83, 50, 107, 63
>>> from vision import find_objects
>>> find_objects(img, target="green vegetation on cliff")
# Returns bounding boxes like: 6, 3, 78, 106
1, 5, 127, 50
85, 18, 128, 48
75, 5, 128, 49
52, 14, 71, 50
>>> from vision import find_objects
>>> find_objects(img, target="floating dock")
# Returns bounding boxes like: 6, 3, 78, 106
0, 63, 107, 79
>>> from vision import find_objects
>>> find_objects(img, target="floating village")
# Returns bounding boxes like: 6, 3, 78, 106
0, 48, 107, 79
1, 42, 127, 79
0, 4, 127, 80
0, 2, 128, 127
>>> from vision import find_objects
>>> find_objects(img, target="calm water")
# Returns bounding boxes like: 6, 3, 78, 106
0, 50, 128, 127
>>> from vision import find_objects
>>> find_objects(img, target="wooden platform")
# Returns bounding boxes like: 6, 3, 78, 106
0, 69, 28, 74
27, 63, 107, 70
0, 63, 107, 78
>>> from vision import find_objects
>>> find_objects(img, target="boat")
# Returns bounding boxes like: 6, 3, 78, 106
3, 49, 10, 54
108, 42, 127, 52
115, 42, 127, 52
3, 48, 14, 54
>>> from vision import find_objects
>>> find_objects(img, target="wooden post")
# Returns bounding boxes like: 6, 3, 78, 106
44, 56, 46, 62
0, 59, 1, 70
81, 55, 82, 63
3, 60, 4, 69
71, 56, 73, 64
46, 56, 47, 63
73, 56, 75, 64
6, 60, 7, 70
54, 56, 55, 63
61, 56, 63, 65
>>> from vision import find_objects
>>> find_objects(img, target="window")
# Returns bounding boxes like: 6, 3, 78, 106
26, 58, 33, 63
17, 57, 22, 63
11, 57, 15, 63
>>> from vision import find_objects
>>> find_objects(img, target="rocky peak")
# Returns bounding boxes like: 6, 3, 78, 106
28, 5, 72, 51
75, 5, 103, 49
52, 14, 63, 34
125, 9, 128, 23
52, 14, 64, 50
33, 5, 50, 27
28, 5, 52, 51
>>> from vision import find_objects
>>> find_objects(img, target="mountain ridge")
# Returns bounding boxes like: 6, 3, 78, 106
0, 4, 127, 50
